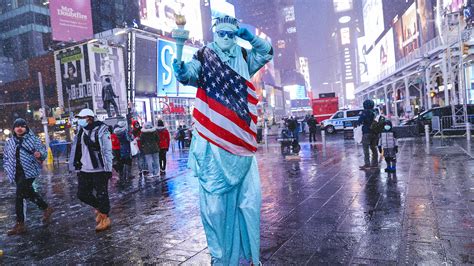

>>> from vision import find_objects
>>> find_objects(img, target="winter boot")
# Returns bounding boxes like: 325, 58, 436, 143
42, 207, 54, 224
7, 222, 26, 235
95, 214, 111, 232
95, 209, 101, 224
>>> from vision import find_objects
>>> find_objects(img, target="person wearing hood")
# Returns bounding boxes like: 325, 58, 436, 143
156, 120, 170, 175
357, 99, 379, 169
378, 120, 398, 173
131, 120, 146, 175
139, 122, 160, 176
3, 118, 53, 235
173, 15, 272, 265
69, 108, 113, 232
114, 120, 133, 181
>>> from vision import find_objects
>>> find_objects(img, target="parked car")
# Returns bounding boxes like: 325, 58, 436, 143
401, 104, 474, 133
320, 107, 380, 134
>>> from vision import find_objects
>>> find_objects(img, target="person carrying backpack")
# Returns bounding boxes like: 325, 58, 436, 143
358, 100, 379, 170
69, 109, 113, 232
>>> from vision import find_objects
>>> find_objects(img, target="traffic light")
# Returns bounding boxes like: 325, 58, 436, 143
463, 42, 470, 55
430, 91, 436, 98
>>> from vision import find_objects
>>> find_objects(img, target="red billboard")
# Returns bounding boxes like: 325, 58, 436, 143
49, 0, 93, 42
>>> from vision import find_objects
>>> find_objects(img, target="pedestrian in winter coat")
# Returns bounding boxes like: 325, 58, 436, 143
69, 109, 113, 232
114, 120, 133, 181
176, 125, 186, 149
131, 120, 146, 174
139, 122, 160, 176
307, 115, 318, 143
378, 120, 398, 173
357, 99, 379, 169
110, 125, 121, 173
3, 118, 53, 235
156, 120, 170, 174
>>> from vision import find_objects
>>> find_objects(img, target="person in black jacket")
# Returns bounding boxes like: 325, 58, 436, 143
139, 122, 160, 176
307, 115, 318, 143
357, 100, 379, 169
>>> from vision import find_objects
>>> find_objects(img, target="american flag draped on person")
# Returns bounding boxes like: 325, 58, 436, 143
173, 15, 273, 265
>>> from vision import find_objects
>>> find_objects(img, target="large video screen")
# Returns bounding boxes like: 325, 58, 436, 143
362, 0, 384, 47
135, 35, 158, 97
139, 0, 203, 41
394, 2, 419, 60
157, 38, 198, 97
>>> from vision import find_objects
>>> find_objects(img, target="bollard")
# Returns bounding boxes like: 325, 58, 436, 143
425, 124, 430, 145
46, 147, 54, 165
466, 122, 471, 143
321, 130, 326, 148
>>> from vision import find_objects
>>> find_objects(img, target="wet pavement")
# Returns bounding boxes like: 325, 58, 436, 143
0, 134, 473, 265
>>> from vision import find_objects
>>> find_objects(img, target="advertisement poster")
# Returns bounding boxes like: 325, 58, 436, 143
49, 0, 93, 42
54, 44, 93, 115
139, 0, 203, 41
157, 38, 198, 97
88, 44, 127, 117
374, 29, 395, 74
357, 36, 370, 83
362, 0, 385, 47
417, 0, 436, 45
401, 3, 419, 56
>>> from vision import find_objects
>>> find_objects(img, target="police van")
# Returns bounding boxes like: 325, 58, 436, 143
320, 108, 380, 134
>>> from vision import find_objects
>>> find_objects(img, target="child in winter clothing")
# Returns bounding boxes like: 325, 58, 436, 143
114, 121, 133, 181
378, 120, 398, 173
156, 120, 170, 174
140, 122, 160, 176
3, 118, 53, 235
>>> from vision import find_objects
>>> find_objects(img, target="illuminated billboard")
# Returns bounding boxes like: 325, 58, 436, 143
357, 36, 369, 83
374, 29, 395, 73
340, 27, 351, 45
362, 0, 384, 47
49, 0, 93, 42
210, 0, 235, 18
333, 0, 353, 13
417, 0, 436, 45
139, 0, 203, 41
394, 2, 419, 60
157, 38, 198, 97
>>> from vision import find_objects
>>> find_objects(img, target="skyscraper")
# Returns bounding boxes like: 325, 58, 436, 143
0, 0, 52, 61
91, 0, 140, 34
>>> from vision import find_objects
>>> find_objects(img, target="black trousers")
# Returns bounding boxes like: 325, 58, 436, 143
308, 130, 317, 142
177, 139, 185, 149
77, 172, 111, 215
104, 100, 119, 117
159, 149, 167, 170
15, 176, 48, 223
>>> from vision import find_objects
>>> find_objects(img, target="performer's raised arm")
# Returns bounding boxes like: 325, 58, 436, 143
235, 28, 274, 77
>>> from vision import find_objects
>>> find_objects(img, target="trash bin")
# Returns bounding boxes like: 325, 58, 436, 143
343, 121, 355, 140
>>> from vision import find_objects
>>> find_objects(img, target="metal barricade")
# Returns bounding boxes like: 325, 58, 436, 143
49, 141, 71, 168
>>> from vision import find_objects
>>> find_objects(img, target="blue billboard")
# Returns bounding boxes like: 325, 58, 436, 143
157, 38, 198, 97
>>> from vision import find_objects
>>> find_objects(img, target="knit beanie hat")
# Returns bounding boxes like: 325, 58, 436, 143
13, 118, 27, 128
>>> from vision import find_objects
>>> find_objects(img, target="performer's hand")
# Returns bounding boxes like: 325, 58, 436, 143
235, 28, 255, 42
173, 59, 187, 75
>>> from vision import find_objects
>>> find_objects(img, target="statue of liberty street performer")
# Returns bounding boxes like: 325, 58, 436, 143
173, 16, 273, 265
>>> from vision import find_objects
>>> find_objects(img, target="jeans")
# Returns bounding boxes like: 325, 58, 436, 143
144, 153, 159, 175
178, 139, 185, 149
77, 172, 111, 215
15, 176, 48, 223
159, 149, 167, 171
362, 133, 379, 166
